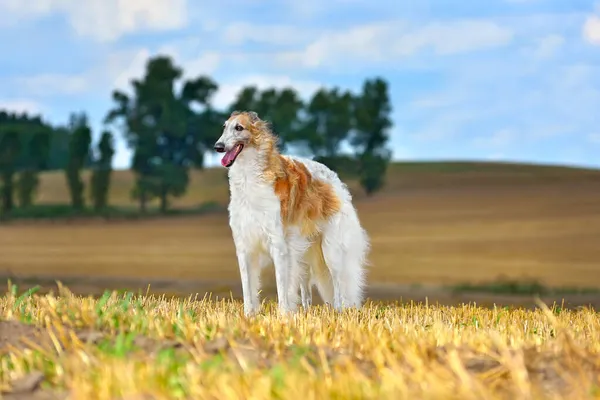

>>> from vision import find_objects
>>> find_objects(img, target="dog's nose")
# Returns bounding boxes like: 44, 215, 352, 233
213, 142, 225, 152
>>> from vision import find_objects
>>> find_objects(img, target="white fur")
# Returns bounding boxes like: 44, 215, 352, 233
216, 117, 370, 316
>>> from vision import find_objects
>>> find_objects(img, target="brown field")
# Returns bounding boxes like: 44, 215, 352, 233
2, 161, 600, 306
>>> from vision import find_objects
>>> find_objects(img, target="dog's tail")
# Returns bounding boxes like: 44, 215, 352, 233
320, 204, 370, 308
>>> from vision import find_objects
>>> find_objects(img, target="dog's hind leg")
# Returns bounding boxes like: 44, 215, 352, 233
303, 236, 334, 307
286, 230, 312, 312
321, 207, 369, 310
299, 263, 312, 309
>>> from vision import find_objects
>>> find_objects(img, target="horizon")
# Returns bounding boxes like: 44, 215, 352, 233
1, 1, 600, 170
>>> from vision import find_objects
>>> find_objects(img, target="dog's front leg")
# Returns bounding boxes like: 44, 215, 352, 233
231, 230, 260, 316
236, 251, 260, 316
268, 232, 296, 315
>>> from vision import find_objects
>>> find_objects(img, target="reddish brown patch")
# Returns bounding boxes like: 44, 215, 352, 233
271, 156, 341, 236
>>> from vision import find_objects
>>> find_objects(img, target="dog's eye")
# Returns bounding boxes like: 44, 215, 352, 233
235, 124, 244, 131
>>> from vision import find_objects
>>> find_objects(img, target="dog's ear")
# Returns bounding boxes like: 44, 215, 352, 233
248, 111, 260, 123
230, 110, 241, 117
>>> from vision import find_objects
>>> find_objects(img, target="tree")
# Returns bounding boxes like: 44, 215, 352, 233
357, 149, 392, 195
17, 131, 50, 208
105, 90, 153, 213
105, 55, 220, 213
46, 127, 71, 171
228, 86, 303, 150
351, 78, 393, 196
0, 111, 69, 172
90, 130, 115, 211
299, 88, 355, 173
0, 130, 21, 213
65, 113, 92, 210
265, 88, 304, 150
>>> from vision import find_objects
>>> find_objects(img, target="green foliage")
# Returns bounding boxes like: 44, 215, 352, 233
0, 130, 21, 213
16, 131, 51, 207
0, 111, 69, 171
90, 130, 115, 211
300, 88, 354, 158
352, 78, 393, 195
65, 113, 92, 210
358, 149, 392, 195
452, 278, 600, 296
228, 86, 303, 150
105, 55, 220, 213
1, 53, 396, 219
16, 170, 39, 208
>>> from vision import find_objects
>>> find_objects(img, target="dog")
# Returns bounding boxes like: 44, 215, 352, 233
214, 110, 370, 315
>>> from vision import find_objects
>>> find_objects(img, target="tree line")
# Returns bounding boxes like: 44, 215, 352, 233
0, 55, 392, 216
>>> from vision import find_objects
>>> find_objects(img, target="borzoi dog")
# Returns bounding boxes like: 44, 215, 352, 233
214, 110, 370, 315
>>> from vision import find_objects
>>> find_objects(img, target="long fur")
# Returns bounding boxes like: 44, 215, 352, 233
214, 110, 370, 315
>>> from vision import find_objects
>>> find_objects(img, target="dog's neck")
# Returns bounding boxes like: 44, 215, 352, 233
228, 138, 283, 186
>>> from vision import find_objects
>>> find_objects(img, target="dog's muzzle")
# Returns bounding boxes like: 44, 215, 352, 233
213, 142, 225, 153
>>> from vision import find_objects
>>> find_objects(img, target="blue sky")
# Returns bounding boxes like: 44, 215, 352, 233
1, 0, 600, 169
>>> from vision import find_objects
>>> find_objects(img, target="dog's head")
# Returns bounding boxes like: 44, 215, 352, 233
213, 111, 268, 168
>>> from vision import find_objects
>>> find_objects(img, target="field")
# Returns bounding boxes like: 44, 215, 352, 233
2, 161, 600, 399
1, 286, 599, 399
1, 161, 600, 307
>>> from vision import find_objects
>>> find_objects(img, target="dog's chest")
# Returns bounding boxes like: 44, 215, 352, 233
227, 175, 281, 245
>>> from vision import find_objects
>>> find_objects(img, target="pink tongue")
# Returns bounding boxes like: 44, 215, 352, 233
221, 149, 237, 166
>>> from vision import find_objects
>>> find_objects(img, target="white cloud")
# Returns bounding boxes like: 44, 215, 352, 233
11, 43, 223, 98
282, 0, 383, 20
108, 41, 224, 95
12, 48, 149, 97
0, 0, 189, 42
403, 40, 600, 147
110, 49, 153, 93
531, 34, 565, 58
275, 19, 513, 69
0, 99, 44, 114
14, 73, 90, 97
155, 39, 222, 80
222, 23, 314, 46
212, 75, 322, 110
409, 90, 471, 110
583, 15, 600, 45
411, 110, 479, 143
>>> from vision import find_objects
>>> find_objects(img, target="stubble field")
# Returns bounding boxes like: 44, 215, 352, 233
1, 285, 600, 399
1, 162, 600, 399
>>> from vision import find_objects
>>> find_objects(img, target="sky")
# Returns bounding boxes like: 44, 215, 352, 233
1, 0, 600, 169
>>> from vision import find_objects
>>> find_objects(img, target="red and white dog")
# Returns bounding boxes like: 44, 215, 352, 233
214, 111, 370, 315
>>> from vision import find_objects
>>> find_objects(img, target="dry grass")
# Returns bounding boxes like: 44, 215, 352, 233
3, 162, 600, 298
1, 284, 600, 399
36, 168, 231, 208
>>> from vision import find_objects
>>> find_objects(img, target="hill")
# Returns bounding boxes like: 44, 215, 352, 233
2, 160, 600, 305
34, 160, 600, 209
